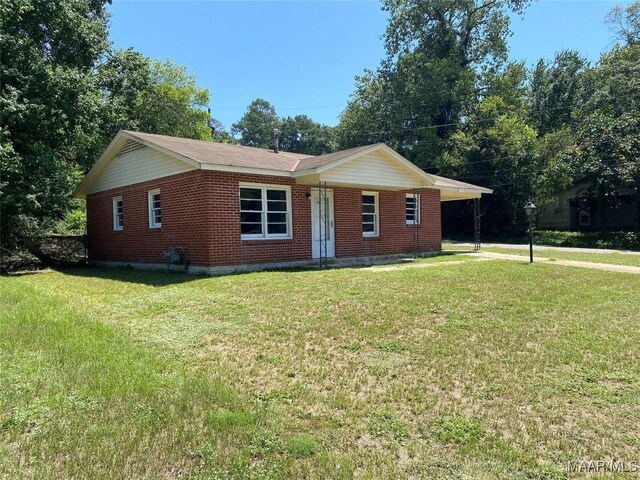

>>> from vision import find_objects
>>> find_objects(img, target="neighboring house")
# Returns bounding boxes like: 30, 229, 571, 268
74, 130, 492, 274
538, 179, 638, 231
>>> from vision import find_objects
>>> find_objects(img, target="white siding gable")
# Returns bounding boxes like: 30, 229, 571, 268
318, 150, 425, 189
88, 141, 197, 194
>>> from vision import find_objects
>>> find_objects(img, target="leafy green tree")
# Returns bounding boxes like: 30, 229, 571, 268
95, 49, 153, 143
569, 112, 640, 229
1, 1, 214, 250
337, 0, 531, 166
528, 50, 588, 134
569, 33, 640, 229
279, 115, 335, 155
96, 50, 213, 150
336, 72, 394, 149
0, 0, 110, 244
135, 60, 211, 140
533, 127, 575, 208
231, 99, 279, 148
440, 95, 537, 234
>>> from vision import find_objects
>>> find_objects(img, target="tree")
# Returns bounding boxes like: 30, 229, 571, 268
95, 48, 153, 144
0, 1, 215, 250
92, 51, 213, 167
567, 43, 640, 229
528, 50, 588, 134
135, 60, 211, 141
568, 112, 640, 229
279, 115, 335, 155
607, 1, 640, 46
0, 0, 111, 244
207, 117, 235, 144
231, 99, 279, 148
337, 0, 532, 167
439, 95, 538, 235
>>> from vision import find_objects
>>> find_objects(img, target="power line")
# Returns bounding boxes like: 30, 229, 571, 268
353, 102, 578, 140
212, 104, 345, 111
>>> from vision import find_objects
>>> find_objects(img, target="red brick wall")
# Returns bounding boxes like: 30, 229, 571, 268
333, 187, 441, 257
205, 171, 312, 266
86, 171, 214, 266
86, 171, 442, 268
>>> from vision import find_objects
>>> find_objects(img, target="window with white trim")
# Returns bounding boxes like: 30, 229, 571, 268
148, 189, 161, 228
362, 192, 379, 237
113, 196, 123, 231
240, 185, 291, 239
405, 193, 420, 225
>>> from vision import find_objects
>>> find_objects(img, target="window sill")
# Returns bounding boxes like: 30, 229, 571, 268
242, 237, 293, 245
363, 234, 380, 239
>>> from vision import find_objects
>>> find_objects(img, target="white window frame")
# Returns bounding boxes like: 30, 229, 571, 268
405, 193, 420, 225
148, 189, 162, 229
362, 191, 379, 237
239, 183, 292, 240
113, 196, 123, 231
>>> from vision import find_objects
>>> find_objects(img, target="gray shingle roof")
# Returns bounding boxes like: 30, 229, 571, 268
126, 131, 382, 174
126, 131, 310, 172
124, 131, 490, 193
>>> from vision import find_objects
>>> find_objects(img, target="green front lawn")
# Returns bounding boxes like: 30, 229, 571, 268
2, 258, 640, 478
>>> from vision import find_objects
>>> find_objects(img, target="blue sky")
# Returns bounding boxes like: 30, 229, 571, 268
108, 1, 629, 130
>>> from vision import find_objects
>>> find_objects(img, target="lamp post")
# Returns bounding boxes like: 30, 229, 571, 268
524, 201, 537, 263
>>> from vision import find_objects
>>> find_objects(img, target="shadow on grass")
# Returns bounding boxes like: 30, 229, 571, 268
7, 250, 471, 285
8, 265, 200, 287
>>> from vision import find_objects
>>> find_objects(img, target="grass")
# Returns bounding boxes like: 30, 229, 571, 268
2, 257, 640, 478
444, 243, 640, 267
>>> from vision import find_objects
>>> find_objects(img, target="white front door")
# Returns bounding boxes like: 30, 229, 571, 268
311, 188, 335, 259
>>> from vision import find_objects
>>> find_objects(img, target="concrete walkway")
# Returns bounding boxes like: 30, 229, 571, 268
476, 251, 640, 275
365, 257, 492, 272
447, 242, 640, 256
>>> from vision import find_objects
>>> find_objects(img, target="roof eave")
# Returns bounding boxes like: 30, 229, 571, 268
431, 185, 493, 194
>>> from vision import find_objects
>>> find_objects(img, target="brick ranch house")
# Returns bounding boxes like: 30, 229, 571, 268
74, 130, 492, 274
